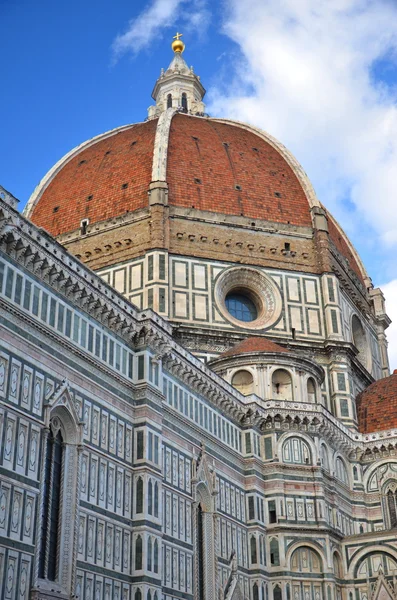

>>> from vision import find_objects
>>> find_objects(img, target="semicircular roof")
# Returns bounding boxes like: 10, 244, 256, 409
219, 337, 289, 358
24, 111, 367, 284
356, 371, 397, 433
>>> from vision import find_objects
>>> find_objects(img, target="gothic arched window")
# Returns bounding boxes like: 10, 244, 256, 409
135, 590, 142, 600
154, 481, 159, 517
386, 487, 397, 528
250, 535, 257, 564
135, 535, 143, 570
274, 585, 282, 600
335, 457, 349, 486
38, 427, 64, 581
167, 93, 172, 109
148, 479, 153, 515
147, 536, 152, 571
270, 538, 280, 566
154, 539, 159, 573
181, 92, 188, 111
253, 583, 259, 600
136, 477, 143, 514
147, 592, 151, 600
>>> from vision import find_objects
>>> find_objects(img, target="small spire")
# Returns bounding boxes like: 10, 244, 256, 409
171, 32, 185, 54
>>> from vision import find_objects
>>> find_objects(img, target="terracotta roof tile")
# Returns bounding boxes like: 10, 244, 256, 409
220, 337, 289, 358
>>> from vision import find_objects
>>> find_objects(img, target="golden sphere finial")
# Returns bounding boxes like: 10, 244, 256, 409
172, 32, 185, 53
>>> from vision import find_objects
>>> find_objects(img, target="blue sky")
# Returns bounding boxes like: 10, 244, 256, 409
2, 0, 397, 365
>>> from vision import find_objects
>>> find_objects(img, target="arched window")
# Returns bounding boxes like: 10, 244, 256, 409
353, 466, 358, 481
197, 502, 205, 599
136, 477, 143, 513
38, 427, 64, 580
335, 457, 349, 486
167, 93, 172, 108
147, 536, 152, 571
148, 479, 153, 515
272, 369, 293, 400
181, 92, 188, 111
270, 538, 280, 566
253, 583, 259, 600
291, 547, 322, 573
154, 593, 158, 600
250, 535, 257, 564
386, 486, 397, 528
274, 585, 282, 600
282, 437, 311, 465
307, 378, 316, 402
147, 592, 151, 600
154, 481, 159, 517
154, 539, 159, 573
352, 315, 368, 367
135, 535, 142, 570
135, 590, 142, 600
232, 370, 254, 395
320, 444, 329, 471
333, 552, 342, 578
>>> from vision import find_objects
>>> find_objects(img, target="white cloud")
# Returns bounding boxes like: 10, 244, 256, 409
207, 0, 397, 256
112, 0, 210, 60
381, 279, 397, 372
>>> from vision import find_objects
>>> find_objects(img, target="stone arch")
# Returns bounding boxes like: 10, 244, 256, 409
271, 368, 293, 400
364, 460, 397, 493
286, 540, 326, 569
231, 368, 255, 396
277, 432, 317, 465
347, 546, 397, 579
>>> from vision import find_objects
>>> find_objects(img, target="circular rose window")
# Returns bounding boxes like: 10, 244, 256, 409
214, 267, 282, 330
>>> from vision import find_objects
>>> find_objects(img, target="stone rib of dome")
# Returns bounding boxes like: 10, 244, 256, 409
356, 371, 397, 433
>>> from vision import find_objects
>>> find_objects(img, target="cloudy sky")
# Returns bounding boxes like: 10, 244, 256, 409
1, 0, 397, 367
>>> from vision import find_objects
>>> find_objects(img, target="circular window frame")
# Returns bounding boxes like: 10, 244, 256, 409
214, 266, 282, 330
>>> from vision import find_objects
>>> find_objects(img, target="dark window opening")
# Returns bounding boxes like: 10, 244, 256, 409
197, 503, 205, 600
135, 535, 142, 570
38, 428, 63, 581
387, 490, 397, 528
167, 93, 172, 108
269, 500, 277, 523
136, 477, 143, 513
284, 242, 290, 251
181, 92, 188, 111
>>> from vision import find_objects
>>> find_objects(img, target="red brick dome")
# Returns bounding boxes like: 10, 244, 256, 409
356, 371, 397, 433
24, 112, 367, 285
26, 114, 313, 236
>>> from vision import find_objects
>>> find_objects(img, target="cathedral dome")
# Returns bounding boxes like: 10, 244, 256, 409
356, 371, 397, 433
25, 112, 366, 284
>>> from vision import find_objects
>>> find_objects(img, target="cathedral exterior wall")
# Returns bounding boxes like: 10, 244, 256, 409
1, 195, 397, 600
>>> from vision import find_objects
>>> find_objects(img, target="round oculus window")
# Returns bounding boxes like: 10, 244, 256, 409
214, 267, 282, 330
225, 293, 258, 322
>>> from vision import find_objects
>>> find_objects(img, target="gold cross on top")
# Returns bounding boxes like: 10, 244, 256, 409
173, 32, 183, 40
